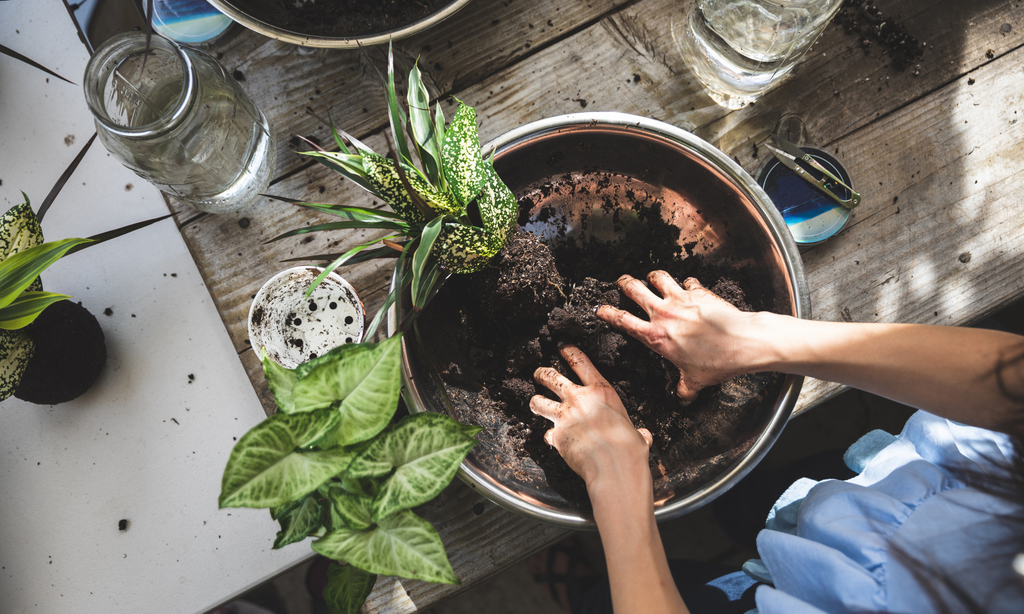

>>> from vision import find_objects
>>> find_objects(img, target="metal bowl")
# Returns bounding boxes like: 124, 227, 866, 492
396, 112, 810, 529
206, 0, 473, 48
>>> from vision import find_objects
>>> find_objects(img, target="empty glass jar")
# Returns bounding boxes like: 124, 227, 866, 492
84, 32, 276, 213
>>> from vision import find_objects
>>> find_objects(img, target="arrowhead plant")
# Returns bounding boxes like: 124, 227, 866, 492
219, 338, 481, 614
266, 43, 517, 338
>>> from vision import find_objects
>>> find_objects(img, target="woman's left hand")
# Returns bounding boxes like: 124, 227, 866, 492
531, 344, 652, 487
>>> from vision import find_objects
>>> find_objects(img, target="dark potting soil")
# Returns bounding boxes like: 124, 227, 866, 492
15, 300, 107, 405
418, 173, 782, 507
230, 0, 457, 38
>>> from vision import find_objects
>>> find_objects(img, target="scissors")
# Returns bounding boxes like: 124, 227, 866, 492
763, 136, 861, 210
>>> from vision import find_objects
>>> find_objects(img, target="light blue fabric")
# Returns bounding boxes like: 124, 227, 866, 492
843, 429, 897, 473
753, 411, 1023, 614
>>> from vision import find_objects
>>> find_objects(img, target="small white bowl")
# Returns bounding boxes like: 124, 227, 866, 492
248, 267, 364, 369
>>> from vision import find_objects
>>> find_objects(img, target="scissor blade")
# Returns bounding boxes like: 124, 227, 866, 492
771, 135, 811, 162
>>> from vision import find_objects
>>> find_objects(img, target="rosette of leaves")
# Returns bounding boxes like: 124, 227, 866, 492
219, 335, 481, 614
267, 45, 517, 337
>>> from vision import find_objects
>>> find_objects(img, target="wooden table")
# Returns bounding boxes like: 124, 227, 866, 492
168, 0, 1024, 610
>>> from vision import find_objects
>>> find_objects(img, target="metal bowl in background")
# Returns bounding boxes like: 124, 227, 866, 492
206, 0, 473, 48
397, 113, 810, 529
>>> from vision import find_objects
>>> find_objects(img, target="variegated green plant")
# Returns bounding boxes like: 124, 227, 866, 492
267, 44, 517, 338
219, 337, 481, 614
0, 191, 169, 403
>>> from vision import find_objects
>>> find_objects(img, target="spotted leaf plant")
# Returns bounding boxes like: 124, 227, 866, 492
0, 135, 170, 403
266, 43, 517, 338
218, 337, 481, 614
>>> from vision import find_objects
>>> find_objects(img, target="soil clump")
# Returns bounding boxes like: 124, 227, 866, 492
15, 301, 107, 405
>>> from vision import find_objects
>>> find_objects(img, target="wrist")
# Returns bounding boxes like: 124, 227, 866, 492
738, 311, 798, 373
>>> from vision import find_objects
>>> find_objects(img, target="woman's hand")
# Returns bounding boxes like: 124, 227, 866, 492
597, 272, 761, 403
532, 344, 692, 614
530, 344, 652, 488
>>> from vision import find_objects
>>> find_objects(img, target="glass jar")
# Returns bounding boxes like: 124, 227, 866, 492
83, 32, 276, 213
673, 0, 843, 109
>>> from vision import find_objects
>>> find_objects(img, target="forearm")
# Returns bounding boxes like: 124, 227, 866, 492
588, 470, 689, 614
742, 313, 1024, 432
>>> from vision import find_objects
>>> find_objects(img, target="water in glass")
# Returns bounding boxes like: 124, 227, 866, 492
673, 0, 842, 109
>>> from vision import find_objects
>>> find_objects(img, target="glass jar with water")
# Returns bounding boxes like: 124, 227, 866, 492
84, 32, 276, 214
673, 0, 842, 109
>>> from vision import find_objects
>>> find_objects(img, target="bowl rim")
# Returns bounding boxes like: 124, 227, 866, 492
206, 0, 474, 48
395, 112, 810, 529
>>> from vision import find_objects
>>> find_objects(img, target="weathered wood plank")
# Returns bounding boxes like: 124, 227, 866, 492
794, 41, 1024, 413
175, 0, 1022, 409
200, 0, 626, 181
164, 1, 1024, 610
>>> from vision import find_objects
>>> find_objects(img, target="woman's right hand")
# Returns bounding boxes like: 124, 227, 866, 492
597, 272, 763, 403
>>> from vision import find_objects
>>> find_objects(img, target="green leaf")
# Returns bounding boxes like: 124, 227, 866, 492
386, 43, 413, 166
300, 239, 401, 301
273, 492, 324, 549
476, 160, 518, 238
407, 63, 442, 183
0, 200, 44, 261
312, 510, 459, 584
0, 238, 91, 310
412, 217, 443, 309
267, 219, 412, 244
361, 152, 461, 221
347, 413, 481, 521
441, 103, 486, 207
0, 291, 69, 330
323, 564, 377, 614
290, 335, 403, 445
436, 223, 504, 274
434, 102, 447, 166
302, 150, 377, 196
219, 408, 354, 508
0, 43, 75, 84
327, 485, 374, 530
0, 328, 34, 402
262, 347, 299, 413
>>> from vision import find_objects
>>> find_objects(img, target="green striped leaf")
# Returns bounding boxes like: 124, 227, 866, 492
385, 43, 412, 166
412, 217, 443, 309
273, 492, 324, 549
261, 347, 299, 413
441, 104, 485, 206
0, 328, 34, 402
327, 485, 374, 530
0, 291, 69, 330
312, 509, 459, 584
218, 407, 353, 509
0, 238, 91, 310
323, 564, 377, 614
290, 335, 402, 446
407, 63, 442, 183
346, 413, 481, 521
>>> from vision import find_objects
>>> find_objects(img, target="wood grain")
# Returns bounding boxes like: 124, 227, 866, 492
160, 0, 1024, 609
